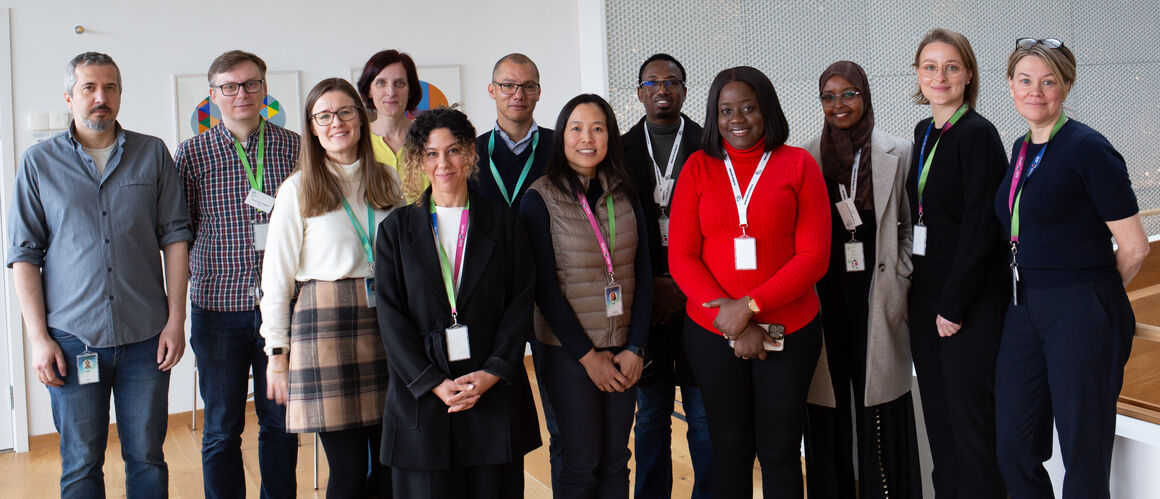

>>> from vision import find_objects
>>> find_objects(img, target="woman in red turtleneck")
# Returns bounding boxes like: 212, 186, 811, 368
668, 66, 830, 498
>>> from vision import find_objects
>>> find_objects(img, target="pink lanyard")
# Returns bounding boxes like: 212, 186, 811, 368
430, 201, 470, 317
577, 189, 617, 280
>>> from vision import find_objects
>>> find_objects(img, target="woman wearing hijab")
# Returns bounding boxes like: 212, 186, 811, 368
802, 61, 921, 499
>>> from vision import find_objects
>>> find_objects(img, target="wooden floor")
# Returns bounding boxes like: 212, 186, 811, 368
0, 356, 772, 498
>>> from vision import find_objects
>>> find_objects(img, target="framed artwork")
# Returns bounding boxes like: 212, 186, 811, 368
349, 64, 461, 116
173, 70, 301, 144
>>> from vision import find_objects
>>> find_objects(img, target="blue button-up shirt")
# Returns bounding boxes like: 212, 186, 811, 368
6, 123, 192, 347
495, 121, 540, 156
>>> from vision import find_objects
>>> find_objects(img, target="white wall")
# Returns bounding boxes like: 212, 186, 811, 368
4, 0, 586, 439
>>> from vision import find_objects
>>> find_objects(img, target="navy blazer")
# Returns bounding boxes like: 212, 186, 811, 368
374, 187, 541, 471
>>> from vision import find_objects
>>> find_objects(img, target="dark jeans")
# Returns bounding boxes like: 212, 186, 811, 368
996, 281, 1135, 499
909, 294, 1007, 499
318, 424, 392, 498
684, 315, 822, 499
634, 384, 712, 499
539, 343, 636, 499
191, 305, 298, 499
48, 329, 169, 499
530, 337, 563, 490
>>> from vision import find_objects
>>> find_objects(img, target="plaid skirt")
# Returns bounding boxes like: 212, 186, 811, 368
286, 278, 387, 433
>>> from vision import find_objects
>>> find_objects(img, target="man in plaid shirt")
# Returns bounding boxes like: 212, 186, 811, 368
175, 50, 300, 499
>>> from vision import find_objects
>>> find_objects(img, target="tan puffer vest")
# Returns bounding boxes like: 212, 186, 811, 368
529, 173, 638, 349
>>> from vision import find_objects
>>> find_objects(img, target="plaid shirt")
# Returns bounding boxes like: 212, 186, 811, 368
175, 121, 299, 311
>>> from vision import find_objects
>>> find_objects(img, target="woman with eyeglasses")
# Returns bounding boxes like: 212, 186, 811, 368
357, 50, 422, 190
993, 39, 1148, 498
374, 107, 542, 498
904, 29, 1009, 498
260, 78, 404, 497
668, 66, 830, 498
519, 94, 652, 499
802, 60, 921, 499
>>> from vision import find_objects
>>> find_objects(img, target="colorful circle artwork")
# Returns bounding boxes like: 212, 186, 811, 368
416, 80, 449, 111
190, 94, 287, 135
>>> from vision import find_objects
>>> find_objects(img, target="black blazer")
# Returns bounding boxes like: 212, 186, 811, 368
374, 187, 541, 471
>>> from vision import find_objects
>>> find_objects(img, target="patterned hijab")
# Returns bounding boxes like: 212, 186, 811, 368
819, 61, 875, 212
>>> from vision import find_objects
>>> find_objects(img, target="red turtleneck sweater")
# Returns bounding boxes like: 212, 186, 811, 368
668, 140, 831, 335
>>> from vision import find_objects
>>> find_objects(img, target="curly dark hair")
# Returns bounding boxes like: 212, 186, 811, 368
398, 107, 480, 202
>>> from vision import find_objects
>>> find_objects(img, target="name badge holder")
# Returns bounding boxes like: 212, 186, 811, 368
1006, 113, 1067, 306
645, 120, 685, 247
341, 197, 377, 308
913, 104, 969, 257
432, 199, 472, 361
577, 189, 623, 318
237, 120, 275, 257
725, 150, 772, 271
835, 152, 866, 272
78, 346, 99, 385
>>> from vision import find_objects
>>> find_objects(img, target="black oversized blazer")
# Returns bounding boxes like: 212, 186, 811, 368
374, 187, 541, 471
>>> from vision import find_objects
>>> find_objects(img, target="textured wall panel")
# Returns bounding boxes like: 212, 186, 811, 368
605, 0, 1160, 235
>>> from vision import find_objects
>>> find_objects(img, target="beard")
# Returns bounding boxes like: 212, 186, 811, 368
81, 105, 114, 132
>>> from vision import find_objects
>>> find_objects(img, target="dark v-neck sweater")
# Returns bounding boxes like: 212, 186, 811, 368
470, 127, 554, 209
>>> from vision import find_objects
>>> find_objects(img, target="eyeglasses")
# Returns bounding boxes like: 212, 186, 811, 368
820, 90, 861, 107
492, 81, 541, 95
1016, 38, 1063, 49
311, 106, 360, 126
917, 63, 965, 78
638, 79, 684, 92
213, 79, 264, 96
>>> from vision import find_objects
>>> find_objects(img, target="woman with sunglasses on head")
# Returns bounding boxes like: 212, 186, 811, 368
994, 38, 1148, 498
519, 94, 652, 499
374, 107, 542, 498
260, 78, 404, 498
668, 66, 830, 498
357, 50, 423, 193
905, 29, 1010, 498
802, 60, 921, 499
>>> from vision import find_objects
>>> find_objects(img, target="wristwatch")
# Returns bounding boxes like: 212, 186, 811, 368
746, 296, 760, 313
269, 346, 288, 356
625, 345, 648, 360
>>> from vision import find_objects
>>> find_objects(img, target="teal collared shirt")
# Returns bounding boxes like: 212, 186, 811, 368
6, 123, 192, 347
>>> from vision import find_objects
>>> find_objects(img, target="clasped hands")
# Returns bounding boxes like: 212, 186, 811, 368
704, 296, 768, 361
579, 348, 643, 393
433, 371, 501, 413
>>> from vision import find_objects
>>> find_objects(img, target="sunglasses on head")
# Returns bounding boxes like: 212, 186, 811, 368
1016, 38, 1063, 49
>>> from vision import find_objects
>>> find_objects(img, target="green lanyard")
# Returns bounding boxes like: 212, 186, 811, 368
340, 197, 374, 268
232, 119, 266, 192
1008, 113, 1067, 242
430, 198, 471, 318
915, 103, 969, 221
487, 129, 539, 206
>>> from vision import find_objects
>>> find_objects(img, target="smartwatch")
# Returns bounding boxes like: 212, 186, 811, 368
269, 346, 288, 356
625, 345, 648, 360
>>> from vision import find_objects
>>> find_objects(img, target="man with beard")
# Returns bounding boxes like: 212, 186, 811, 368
621, 53, 712, 499
7, 52, 191, 498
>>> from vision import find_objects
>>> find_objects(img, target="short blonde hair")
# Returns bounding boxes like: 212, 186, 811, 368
1007, 41, 1076, 95
912, 29, 980, 108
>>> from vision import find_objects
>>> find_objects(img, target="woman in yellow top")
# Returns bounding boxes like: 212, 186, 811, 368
357, 49, 421, 177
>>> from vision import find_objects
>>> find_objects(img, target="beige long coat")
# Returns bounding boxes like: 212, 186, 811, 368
805, 129, 915, 407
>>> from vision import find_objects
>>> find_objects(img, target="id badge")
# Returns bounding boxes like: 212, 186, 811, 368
364, 277, 376, 308
658, 216, 670, 247
1011, 266, 1020, 306
605, 283, 624, 317
77, 352, 99, 385
244, 189, 276, 212
835, 198, 863, 231
446, 324, 471, 361
845, 241, 866, 272
734, 236, 757, 270
912, 224, 927, 256
252, 222, 269, 251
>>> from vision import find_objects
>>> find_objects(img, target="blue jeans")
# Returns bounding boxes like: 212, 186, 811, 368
191, 305, 298, 499
634, 384, 712, 499
48, 329, 170, 499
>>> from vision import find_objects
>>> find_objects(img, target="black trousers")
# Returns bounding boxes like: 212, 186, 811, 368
317, 424, 392, 498
909, 294, 1007, 499
995, 280, 1135, 499
391, 459, 523, 499
539, 344, 637, 499
684, 315, 822, 499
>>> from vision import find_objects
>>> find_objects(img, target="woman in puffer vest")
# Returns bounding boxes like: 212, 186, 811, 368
518, 93, 653, 499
